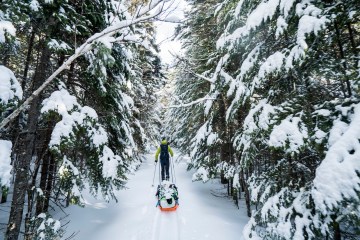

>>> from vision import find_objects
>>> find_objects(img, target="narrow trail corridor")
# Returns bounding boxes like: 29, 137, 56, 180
62, 151, 248, 240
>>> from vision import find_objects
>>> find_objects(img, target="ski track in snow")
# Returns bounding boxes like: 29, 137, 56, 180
59, 150, 248, 240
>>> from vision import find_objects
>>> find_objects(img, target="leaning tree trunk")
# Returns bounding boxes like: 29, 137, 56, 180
5, 45, 51, 240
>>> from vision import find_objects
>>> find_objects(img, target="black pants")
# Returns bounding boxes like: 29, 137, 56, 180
160, 158, 170, 180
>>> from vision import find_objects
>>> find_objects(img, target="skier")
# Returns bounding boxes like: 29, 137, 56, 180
155, 137, 174, 181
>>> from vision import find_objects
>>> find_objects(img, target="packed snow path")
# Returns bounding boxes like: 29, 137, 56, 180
62, 152, 248, 240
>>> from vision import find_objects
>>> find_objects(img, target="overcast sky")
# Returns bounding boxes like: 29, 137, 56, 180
155, 0, 188, 65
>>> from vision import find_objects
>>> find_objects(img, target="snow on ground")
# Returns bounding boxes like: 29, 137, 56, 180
59, 150, 248, 240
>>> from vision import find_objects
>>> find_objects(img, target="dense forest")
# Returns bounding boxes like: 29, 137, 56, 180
0, 0, 165, 239
0, 0, 359, 239
167, 0, 360, 239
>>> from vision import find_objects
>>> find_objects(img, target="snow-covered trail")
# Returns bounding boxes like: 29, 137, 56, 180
62, 151, 248, 240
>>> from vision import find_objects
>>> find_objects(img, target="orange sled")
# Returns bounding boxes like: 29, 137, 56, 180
159, 204, 179, 211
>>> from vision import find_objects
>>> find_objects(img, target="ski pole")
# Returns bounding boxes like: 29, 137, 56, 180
158, 159, 161, 183
171, 156, 177, 184
152, 162, 157, 187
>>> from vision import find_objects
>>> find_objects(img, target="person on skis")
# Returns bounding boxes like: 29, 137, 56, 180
155, 137, 174, 181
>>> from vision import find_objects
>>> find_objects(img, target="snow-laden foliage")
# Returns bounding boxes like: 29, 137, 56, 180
171, 0, 360, 238
312, 100, 360, 222
41, 87, 126, 201
27, 213, 63, 240
0, 65, 22, 106
244, 99, 360, 239
0, 16, 15, 43
189, 120, 219, 182
0, 20, 16, 42
0, 139, 12, 187
41, 89, 108, 149
219, 0, 330, 119
0, 0, 165, 239
268, 115, 308, 153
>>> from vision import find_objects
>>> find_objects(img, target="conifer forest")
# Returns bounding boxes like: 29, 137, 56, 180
0, 0, 359, 239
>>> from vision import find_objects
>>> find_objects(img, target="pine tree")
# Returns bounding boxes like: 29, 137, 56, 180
168, 0, 359, 238
214, 0, 360, 238
0, 0, 166, 239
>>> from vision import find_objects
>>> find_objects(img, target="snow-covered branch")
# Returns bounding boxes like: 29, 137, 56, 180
0, 0, 169, 130
171, 53, 215, 83
167, 97, 217, 108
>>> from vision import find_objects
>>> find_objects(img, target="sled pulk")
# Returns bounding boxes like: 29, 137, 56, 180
155, 181, 179, 211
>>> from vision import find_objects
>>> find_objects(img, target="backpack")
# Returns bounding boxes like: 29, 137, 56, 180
160, 144, 169, 161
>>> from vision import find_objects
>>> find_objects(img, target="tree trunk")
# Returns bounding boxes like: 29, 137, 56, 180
334, 21, 352, 97
5, 45, 51, 240
333, 217, 341, 240
241, 170, 251, 217
1, 186, 9, 203
220, 170, 228, 184
35, 154, 50, 215
347, 23, 357, 55
218, 95, 230, 184
35, 119, 57, 215
43, 154, 56, 212
22, 27, 36, 90
233, 187, 239, 209
227, 179, 230, 195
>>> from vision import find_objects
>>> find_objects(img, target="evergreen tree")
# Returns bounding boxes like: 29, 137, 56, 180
169, 0, 359, 238
0, 0, 166, 239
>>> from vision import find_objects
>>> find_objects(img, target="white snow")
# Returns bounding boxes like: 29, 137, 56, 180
59, 151, 248, 240
41, 88, 80, 116
217, 0, 279, 48
235, 99, 275, 154
348, 11, 356, 19
100, 146, 122, 179
280, 0, 297, 18
285, 45, 306, 69
269, 115, 308, 153
296, 15, 328, 50
0, 21, 16, 43
0, 140, 12, 187
30, 0, 41, 11
0, 65, 23, 105
34, 213, 62, 239
234, 0, 245, 17
41, 89, 108, 148
233, 173, 240, 188
192, 166, 209, 183
312, 103, 360, 213
59, 156, 79, 177
206, 132, 218, 146
164, 15, 181, 23
275, 16, 288, 38
238, 45, 261, 81
48, 39, 72, 51
258, 51, 285, 79
246, 0, 279, 32
313, 109, 331, 117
